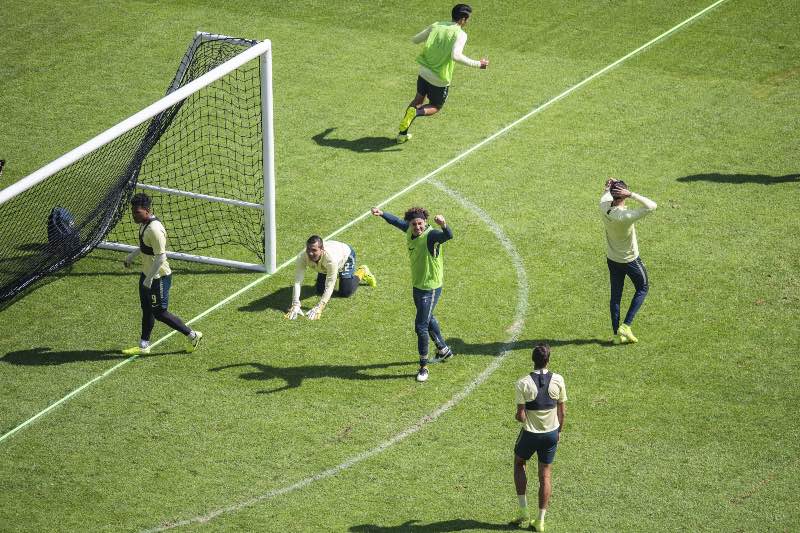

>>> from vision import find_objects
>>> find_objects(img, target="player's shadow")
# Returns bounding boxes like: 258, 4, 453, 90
0, 346, 183, 365
209, 360, 416, 394
446, 337, 612, 357
238, 285, 318, 313
350, 519, 519, 532
313, 127, 401, 153
676, 172, 800, 185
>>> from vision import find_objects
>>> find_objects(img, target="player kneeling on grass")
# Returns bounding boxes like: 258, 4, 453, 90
122, 193, 202, 355
285, 236, 376, 321
371, 206, 454, 382
599, 178, 657, 344
513, 343, 567, 532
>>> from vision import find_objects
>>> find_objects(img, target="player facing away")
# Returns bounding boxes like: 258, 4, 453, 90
396, 3, 489, 143
599, 178, 657, 343
285, 236, 376, 321
371, 206, 454, 382
121, 193, 202, 355
513, 344, 567, 532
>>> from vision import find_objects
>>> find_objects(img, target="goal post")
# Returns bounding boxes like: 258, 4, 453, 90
0, 33, 276, 305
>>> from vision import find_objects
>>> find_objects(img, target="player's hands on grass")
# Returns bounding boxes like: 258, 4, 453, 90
479, 58, 489, 69
285, 302, 304, 320
370, 207, 383, 217
307, 302, 325, 320
434, 214, 446, 227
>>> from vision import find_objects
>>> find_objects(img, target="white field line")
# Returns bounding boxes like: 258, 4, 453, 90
0, 0, 728, 445
144, 178, 529, 531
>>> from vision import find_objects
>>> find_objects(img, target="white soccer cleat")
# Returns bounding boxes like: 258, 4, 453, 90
416, 367, 429, 382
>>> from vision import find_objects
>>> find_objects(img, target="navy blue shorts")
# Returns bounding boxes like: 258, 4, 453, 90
514, 429, 559, 464
139, 273, 171, 311
416, 76, 449, 108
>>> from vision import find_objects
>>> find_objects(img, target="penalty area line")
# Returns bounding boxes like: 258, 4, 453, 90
0, 0, 729, 445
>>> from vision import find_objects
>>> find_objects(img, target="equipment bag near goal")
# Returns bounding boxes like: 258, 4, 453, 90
0, 32, 276, 307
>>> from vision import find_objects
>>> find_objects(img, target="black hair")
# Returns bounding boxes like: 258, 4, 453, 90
403, 207, 429, 222
532, 343, 551, 369
130, 193, 151, 210
610, 179, 628, 199
306, 235, 323, 248
452, 3, 472, 21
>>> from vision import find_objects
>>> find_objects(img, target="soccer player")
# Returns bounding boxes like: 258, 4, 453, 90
396, 3, 489, 143
371, 206, 454, 382
513, 343, 567, 532
599, 178, 657, 343
285, 236, 376, 321
121, 193, 202, 355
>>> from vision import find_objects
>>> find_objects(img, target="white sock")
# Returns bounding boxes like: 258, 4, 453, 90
139, 340, 150, 349
518, 495, 527, 509
538, 509, 546, 521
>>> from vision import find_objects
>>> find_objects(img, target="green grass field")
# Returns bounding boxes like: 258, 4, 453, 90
2, 1, 799, 531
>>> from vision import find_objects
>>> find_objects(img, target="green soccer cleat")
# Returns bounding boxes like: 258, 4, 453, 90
186, 331, 203, 353
356, 265, 377, 287
396, 132, 412, 144
398, 106, 417, 133
122, 345, 151, 355
532, 518, 545, 532
618, 323, 638, 343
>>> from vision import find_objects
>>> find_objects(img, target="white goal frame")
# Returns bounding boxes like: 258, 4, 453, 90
0, 32, 277, 273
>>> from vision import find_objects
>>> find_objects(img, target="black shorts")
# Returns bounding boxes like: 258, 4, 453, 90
139, 273, 172, 311
514, 428, 559, 464
416, 76, 449, 108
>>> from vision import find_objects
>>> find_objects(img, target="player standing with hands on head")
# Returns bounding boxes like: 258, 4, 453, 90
600, 178, 657, 344
122, 193, 202, 355
396, 3, 489, 143
371, 206, 454, 382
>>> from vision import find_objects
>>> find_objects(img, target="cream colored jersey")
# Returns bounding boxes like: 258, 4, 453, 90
140, 219, 171, 278
599, 190, 657, 263
515, 370, 567, 433
292, 240, 352, 305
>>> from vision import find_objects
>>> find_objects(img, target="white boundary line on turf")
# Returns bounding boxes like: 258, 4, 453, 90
145, 178, 529, 531
0, 0, 728, 445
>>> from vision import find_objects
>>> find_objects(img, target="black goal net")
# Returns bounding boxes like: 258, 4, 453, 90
0, 34, 265, 307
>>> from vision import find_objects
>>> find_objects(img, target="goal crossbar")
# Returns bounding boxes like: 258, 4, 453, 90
0, 38, 272, 207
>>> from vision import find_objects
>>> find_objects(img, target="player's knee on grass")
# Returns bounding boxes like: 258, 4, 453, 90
337, 276, 359, 297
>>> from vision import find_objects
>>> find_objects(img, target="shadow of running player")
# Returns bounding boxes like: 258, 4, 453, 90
312, 127, 401, 153
350, 519, 519, 532
443, 337, 612, 358
676, 172, 800, 185
1, 346, 183, 365
209, 360, 416, 394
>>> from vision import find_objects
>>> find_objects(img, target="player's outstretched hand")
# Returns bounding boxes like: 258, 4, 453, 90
479, 58, 489, 69
370, 207, 383, 217
285, 303, 304, 320
434, 214, 446, 227
307, 302, 325, 320
123, 252, 135, 269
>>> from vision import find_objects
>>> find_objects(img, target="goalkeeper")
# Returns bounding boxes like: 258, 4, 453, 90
122, 193, 202, 355
285, 236, 376, 320
371, 206, 454, 382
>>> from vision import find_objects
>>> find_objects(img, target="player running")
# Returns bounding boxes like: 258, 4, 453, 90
122, 193, 202, 355
371, 206, 454, 382
396, 3, 488, 143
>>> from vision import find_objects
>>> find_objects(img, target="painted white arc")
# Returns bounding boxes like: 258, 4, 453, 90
144, 178, 530, 531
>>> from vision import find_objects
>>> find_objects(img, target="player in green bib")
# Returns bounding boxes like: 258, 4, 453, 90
371, 206, 454, 382
396, 4, 489, 143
